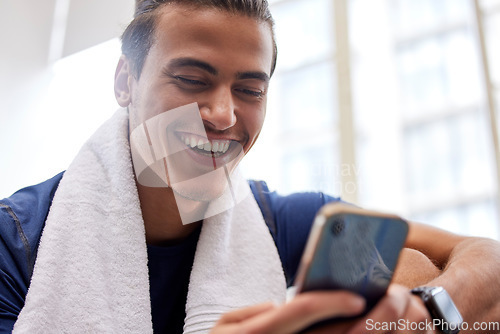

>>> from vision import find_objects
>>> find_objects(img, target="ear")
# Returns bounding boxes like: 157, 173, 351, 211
114, 55, 133, 107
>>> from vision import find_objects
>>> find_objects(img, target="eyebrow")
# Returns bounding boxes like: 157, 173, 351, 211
165, 57, 270, 83
166, 57, 218, 76
236, 71, 270, 84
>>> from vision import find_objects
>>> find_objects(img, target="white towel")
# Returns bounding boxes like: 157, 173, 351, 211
13, 108, 286, 333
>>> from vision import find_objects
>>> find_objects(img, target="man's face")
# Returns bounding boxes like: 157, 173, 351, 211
117, 4, 274, 203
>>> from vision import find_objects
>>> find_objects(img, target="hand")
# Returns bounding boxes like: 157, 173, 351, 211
345, 284, 433, 334
211, 284, 433, 334
210, 291, 365, 334
392, 248, 441, 289
289, 285, 433, 334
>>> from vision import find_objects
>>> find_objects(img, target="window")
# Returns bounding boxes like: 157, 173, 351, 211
244, 0, 500, 238
243, 0, 339, 195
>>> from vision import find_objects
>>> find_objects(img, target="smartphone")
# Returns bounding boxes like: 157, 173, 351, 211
294, 202, 409, 313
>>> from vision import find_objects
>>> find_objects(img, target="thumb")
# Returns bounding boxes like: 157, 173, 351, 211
243, 291, 366, 334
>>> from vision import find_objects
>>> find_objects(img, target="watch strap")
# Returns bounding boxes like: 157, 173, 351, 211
411, 286, 463, 334
411, 286, 438, 297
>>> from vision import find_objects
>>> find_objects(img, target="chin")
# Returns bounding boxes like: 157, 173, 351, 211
170, 171, 230, 203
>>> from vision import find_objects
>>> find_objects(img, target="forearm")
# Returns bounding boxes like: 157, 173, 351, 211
403, 222, 500, 325
429, 237, 500, 324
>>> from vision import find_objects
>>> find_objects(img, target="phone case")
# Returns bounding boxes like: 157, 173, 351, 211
294, 202, 409, 310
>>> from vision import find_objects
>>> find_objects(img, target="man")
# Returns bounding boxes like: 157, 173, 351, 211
1, 0, 499, 333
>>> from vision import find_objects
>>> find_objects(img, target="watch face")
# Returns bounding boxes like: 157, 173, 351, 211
431, 289, 463, 331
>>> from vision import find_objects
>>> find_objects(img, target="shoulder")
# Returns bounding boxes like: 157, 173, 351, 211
0, 172, 64, 331
249, 180, 341, 285
1, 172, 64, 270
250, 180, 341, 233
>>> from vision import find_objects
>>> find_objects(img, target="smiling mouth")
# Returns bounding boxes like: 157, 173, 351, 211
179, 133, 232, 158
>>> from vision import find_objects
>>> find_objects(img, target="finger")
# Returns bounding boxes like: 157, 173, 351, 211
347, 285, 411, 334
393, 296, 433, 334
242, 291, 366, 334
215, 302, 277, 325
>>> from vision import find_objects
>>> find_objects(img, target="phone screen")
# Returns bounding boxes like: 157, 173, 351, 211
299, 211, 408, 310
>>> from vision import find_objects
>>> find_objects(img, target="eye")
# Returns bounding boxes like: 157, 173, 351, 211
235, 87, 265, 98
174, 76, 207, 87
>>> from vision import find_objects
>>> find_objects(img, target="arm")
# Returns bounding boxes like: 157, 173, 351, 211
0, 269, 23, 334
405, 222, 500, 324
0, 205, 29, 334
0, 174, 62, 333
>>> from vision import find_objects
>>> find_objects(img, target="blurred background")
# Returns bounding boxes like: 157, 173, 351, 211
1, 0, 499, 238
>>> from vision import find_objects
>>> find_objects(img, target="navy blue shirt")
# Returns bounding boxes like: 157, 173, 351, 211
147, 226, 201, 333
0, 174, 339, 333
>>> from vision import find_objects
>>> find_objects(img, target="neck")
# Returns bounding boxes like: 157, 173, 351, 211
137, 183, 204, 246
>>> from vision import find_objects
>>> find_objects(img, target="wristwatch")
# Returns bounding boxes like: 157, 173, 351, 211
411, 286, 463, 334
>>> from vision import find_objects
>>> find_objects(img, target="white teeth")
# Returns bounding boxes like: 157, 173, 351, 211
197, 139, 204, 149
180, 134, 231, 154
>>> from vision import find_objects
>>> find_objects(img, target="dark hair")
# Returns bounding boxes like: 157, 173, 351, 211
121, 0, 277, 79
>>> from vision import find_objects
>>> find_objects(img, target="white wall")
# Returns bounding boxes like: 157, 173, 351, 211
0, 0, 134, 198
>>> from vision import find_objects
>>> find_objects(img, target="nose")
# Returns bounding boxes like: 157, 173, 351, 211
199, 86, 236, 131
